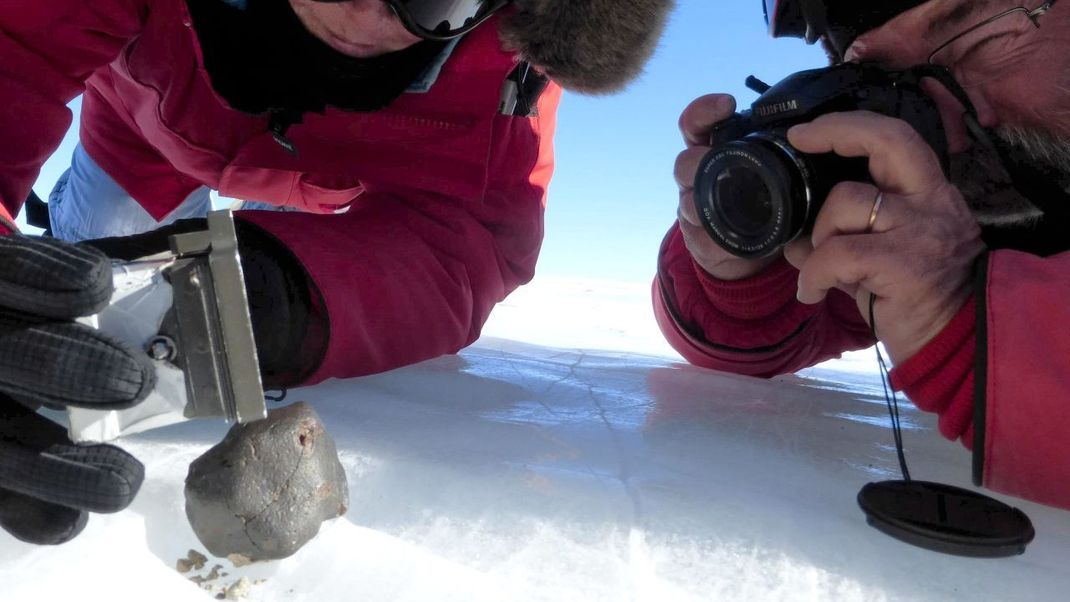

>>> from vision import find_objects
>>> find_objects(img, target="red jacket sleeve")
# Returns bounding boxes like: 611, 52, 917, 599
0, 204, 14, 232
237, 84, 562, 384
893, 250, 1070, 510
652, 224, 874, 377
888, 296, 976, 446
0, 1, 147, 215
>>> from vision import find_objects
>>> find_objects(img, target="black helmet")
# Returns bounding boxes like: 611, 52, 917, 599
764, 0, 929, 57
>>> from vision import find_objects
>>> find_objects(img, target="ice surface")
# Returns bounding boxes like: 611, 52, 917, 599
2, 277, 1068, 601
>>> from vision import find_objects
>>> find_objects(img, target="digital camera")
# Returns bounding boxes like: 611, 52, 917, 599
694, 62, 949, 258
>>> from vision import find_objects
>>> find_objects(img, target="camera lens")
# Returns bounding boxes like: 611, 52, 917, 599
693, 133, 812, 259
715, 167, 774, 237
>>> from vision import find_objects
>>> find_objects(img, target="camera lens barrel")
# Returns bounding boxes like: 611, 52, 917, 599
693, 132, 814, 259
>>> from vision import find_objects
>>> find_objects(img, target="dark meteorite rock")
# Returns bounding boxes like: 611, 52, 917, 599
185, 402, 348, 560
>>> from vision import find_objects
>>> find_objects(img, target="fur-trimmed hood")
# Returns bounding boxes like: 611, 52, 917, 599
499, 0, 676, 94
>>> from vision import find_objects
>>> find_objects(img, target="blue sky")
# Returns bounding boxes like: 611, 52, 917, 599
29, 1, 826, 283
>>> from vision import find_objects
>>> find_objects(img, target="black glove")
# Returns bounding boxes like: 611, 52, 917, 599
0, 219, 323, 545
0, 235, 151, 544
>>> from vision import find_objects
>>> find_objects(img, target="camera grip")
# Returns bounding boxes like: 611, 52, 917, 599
708, 114, 750, 147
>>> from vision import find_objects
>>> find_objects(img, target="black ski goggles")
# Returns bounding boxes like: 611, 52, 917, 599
763, 0, 928, 55
312, 0, 511, 41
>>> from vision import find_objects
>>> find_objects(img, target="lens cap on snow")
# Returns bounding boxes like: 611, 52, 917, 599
858, 480, 1034, 558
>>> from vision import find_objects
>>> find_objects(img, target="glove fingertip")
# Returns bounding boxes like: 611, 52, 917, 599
60, 444, 146, 514
0, 236, 114, 318
0, 487, 89, 545
100, 452, 146, 513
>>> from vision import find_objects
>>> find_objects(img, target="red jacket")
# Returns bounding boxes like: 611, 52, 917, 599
0, 1, 561, 383
654, 224, 1070, 511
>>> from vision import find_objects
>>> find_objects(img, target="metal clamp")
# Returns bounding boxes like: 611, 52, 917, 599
166, 211, 266, 424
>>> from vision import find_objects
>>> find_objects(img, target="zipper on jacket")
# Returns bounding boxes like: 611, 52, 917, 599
268, 109, 302, 156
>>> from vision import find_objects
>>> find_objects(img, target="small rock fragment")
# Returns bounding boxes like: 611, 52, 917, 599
227, 553, 254, 567
225, 577, 253, 600
185, 402, 349, 561
176, 549, 208, 573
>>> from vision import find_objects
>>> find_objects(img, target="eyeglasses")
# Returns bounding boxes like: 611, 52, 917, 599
927, 0, 1059, 87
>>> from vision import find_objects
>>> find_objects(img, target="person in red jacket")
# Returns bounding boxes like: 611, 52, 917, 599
657, 0, 1070, 510
0, 0, 674, 544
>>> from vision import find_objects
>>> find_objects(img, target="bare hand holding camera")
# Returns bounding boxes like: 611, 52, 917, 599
783, 111, 985, 364
682, 63, 988, 364
674, 94, 781, 281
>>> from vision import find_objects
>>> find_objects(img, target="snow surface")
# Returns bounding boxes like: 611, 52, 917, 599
2, 276, 1069, 601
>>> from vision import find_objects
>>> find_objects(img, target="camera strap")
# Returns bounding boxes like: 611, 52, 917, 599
858, 294, 1036, 558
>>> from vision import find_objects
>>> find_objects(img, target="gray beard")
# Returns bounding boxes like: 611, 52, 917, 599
948, 125, 1070, 226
